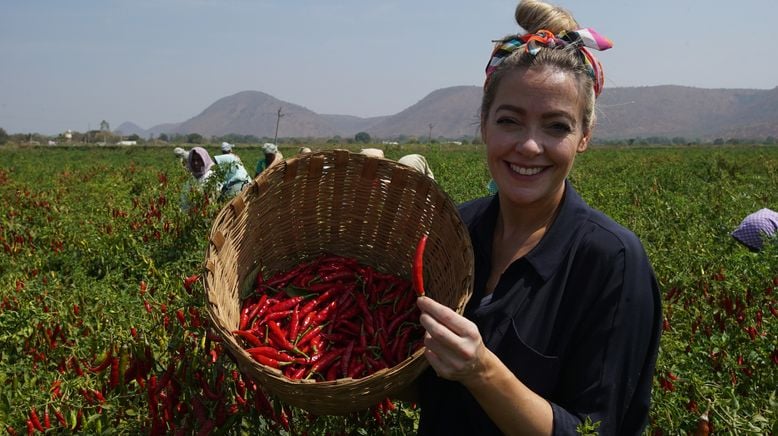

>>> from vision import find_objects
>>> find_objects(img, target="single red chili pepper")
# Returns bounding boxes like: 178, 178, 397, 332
245, 294, 269, 326
298, 311, 317, 335
29, 408, 44, 432
54, 409, 66, 427
233, 330, 263, 347
287, 365, 307, 380
356, 293, 375, 336
297, 297, 321, 318
92, 388, 107, 403
297, 325, 323, 348
267, 320, 297, 352
26, 420, 33, 435
267, 295, 306, 314
251, 353, 281, 368
387, 306, 419, 337
88, 350, 113, 373
326, 362, 340, 380
309, 348, 343, 377
348, 361, 366, 379
183, 274, 199, 293
263, 310, 293, 322
341, 340, 355, 377
393, 326, 414, 362
288, 306, 300, 342
246, 346, 296, 362
239, 304, 251, 331
175, 309, 186, 327
413, 234, 428, 296
314, 300, 338, 323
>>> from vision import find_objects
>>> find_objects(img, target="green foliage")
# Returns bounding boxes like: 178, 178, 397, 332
576, 416, 602, 435
0, 128, 7, 145
186, 133, 204, 144
355, 131, 371, 144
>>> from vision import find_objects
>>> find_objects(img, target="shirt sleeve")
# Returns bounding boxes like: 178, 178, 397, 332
549, 232, 661, 436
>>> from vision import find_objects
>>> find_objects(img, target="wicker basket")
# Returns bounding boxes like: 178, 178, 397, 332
203, 149, 474, 415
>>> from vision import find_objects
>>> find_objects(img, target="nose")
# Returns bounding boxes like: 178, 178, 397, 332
514, 130, 543, 156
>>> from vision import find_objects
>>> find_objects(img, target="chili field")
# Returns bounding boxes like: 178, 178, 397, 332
0, 144, 776, 435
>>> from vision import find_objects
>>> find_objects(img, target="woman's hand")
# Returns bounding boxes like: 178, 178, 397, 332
417, 296, 488, 382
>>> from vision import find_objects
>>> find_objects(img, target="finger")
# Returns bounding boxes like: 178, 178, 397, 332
417, 296, 476, 338
419, 311, 462, 349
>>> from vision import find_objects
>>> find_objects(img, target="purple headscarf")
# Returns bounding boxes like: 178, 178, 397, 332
187, 147, 215, 179
732, 208, 778, 251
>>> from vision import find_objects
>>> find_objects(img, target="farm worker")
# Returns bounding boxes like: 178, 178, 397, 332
180, 147, 220, 210
731, 208, 778, 251
299, 146, 312, 154
408, 1, 662, 435
214, 150, 251, 200
359, 148, 385, 158
220, 141, 243, 161
397, 154, 435, 180
173, 147, 189, 169
255, 142, 284, 177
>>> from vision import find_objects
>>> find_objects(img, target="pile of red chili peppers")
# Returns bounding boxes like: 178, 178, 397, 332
233, 252, 425, 381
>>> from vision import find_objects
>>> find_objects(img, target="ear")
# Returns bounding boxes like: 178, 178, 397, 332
577, 129, 591, 153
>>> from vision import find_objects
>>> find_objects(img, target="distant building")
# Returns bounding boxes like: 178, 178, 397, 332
117, 140, 137, 146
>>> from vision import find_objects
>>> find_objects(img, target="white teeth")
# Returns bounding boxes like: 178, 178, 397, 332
510, 164, 543, 176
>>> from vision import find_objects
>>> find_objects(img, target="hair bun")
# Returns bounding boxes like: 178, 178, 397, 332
514, 0, 578, 34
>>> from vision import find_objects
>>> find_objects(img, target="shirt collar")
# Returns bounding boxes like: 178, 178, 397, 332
472, 181, 591, 282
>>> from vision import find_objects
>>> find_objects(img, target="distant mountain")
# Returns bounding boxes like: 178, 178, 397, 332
115, 122, 146, 137
119, 85, 778, 141
596, 86, 778, 140
176, 91, 340, 138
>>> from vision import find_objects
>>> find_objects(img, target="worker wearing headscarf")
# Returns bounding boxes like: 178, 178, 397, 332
397, 154, 435, 180
181, 147, 219, 210
255, 143, 284, 177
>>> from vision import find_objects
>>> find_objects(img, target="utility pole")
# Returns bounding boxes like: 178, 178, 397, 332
428, 123, 434, 144
274, 107, 285, 144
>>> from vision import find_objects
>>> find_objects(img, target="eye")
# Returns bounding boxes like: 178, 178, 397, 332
548, 122, 572, 134
495, 116, 518, 126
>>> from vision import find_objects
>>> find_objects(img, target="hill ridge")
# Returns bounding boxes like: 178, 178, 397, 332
116, 84, 778, 141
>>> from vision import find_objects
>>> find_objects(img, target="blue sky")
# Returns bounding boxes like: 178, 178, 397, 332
2, 0, 776, 135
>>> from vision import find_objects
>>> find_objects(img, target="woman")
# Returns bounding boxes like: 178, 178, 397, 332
180, 146, 220, 210
414, 1, 662, 435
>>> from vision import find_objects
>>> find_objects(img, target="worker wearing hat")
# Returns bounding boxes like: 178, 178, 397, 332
255, 143, 284, 177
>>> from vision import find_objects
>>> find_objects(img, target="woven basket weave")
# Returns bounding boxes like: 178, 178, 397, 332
203, 149, 474, 415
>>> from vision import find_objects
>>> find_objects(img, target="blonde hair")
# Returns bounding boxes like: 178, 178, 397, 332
482, 0, 597, 131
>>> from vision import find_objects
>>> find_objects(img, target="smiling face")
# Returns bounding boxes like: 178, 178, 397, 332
482, 65, 590, 210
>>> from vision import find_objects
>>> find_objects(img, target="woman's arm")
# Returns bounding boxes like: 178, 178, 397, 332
417, 296, 553, 436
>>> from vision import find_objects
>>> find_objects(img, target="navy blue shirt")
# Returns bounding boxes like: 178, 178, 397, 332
418, 181, 662, 435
